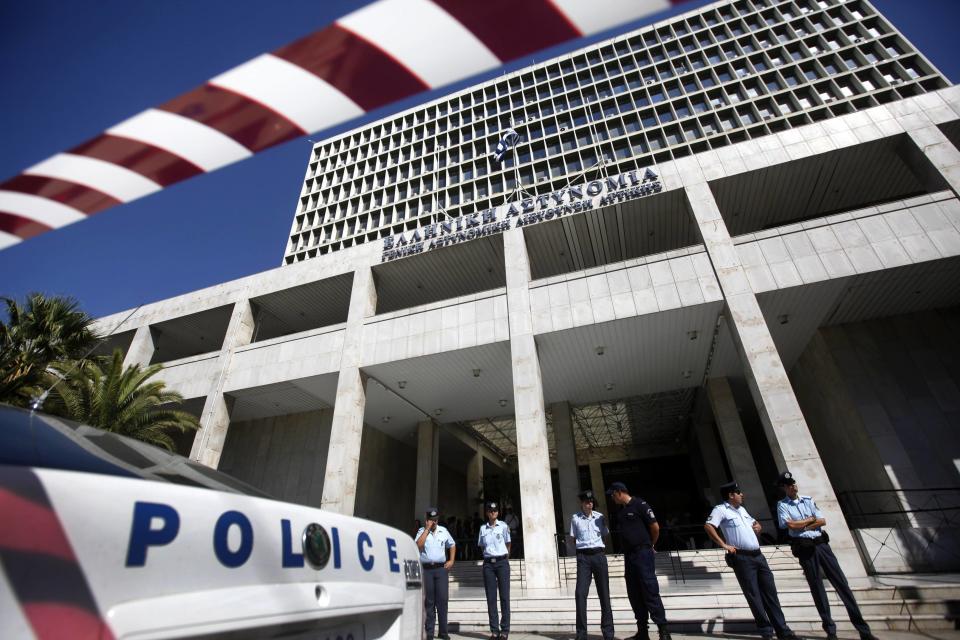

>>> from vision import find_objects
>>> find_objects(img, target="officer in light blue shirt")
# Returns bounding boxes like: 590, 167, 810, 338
705, 481, 795, 640
415, 507, 455, 640
477, 501, 511, 639
776, 471, 877, 640
568, 490, 613, 640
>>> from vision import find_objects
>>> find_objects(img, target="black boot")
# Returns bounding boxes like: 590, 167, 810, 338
658, 625, 672, 640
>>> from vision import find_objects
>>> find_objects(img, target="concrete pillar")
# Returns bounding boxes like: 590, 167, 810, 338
686, 181, 866, 578
466, 449, 483, 518
588, 461, 611, 551
503, 227, 560, 590
905, 122, 960, 195
321, 266, 377, 515
552, 401, 580, 556
190, 300, 255, 468
122, 326, 155, 368
707, 377, 775, 528
415, 420, 439, 514
692, 395, 728, 503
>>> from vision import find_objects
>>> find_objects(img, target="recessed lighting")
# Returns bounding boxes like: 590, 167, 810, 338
472, 368, 481, 378
595, 346, 606, 356
498, 399, 508, 407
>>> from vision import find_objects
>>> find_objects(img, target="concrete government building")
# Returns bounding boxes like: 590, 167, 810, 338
94, 0, 960, 590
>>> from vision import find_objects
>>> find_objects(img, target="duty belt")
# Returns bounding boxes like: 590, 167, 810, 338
732, 548, 762, 557
576, 547, 605, 555
422, 562, 446, 569
484, 555, 509, 563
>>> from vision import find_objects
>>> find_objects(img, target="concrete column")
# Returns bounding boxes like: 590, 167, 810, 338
905, 122, 960, 195
414, 420, 439, 514
190, 300, 255, 468
588, 461, 611, 542
686, 181, 865, 578
122, 326, 155, 368
466, 449, 483, 519
503, 227, 560, 590
692, 395, 728, 503
321, 266, 377, 515
552, 402, 580, 555
707, 377, 775, 528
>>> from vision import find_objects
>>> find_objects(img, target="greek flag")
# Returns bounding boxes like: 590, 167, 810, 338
491, 128, 521, 163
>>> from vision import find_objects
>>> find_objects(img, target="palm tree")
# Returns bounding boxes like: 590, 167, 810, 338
0, 293, 99, 406
44, 349, 198, 452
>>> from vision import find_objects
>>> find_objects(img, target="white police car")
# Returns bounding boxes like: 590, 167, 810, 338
0, 405, 423, 639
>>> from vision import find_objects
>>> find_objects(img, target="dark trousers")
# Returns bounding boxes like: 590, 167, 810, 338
575, 551, 614, 640
728, 552, 790, 637
483, 557, 511, 633
423, 566, 449, 635
624, 547, 668, 629
795, 542, 871, 636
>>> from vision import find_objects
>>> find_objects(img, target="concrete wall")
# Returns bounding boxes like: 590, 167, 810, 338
353, 425, 417, 532
219, 409, 333, 507
791, 307, 960, 507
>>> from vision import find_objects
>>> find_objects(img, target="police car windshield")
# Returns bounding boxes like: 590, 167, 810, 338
0, 405, 270, 499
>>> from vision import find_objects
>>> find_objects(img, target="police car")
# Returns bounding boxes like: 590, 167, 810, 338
0, 405, 423, 639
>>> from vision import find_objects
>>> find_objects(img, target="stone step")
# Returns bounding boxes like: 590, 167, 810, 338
440, 582, 959, 633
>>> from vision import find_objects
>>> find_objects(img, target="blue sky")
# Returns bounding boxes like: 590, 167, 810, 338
1, 0, 958, 319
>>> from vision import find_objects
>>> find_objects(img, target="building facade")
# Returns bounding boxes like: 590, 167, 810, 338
95, 0, 960, 589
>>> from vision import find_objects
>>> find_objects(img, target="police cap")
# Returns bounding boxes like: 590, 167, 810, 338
605, 481, 628, 495
578, 489, 596, 501
426, 507, 439, 519
484, 501, 499, 512
776, 470, 796, 486
719, 481, 741, 498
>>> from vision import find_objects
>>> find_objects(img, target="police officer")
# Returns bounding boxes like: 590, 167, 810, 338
478, 500, 511, 639
705, 481, 798, 640
416, 507, 456, 640
568, 489, 614, 640
776, 471, 878, 640
607, 481, 672, 640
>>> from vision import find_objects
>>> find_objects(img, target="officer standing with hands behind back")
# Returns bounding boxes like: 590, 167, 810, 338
607, 481, 672, 640
416, 507, 456, 640
568, 489, 614, 640
478, 500, 511, 640
777, 471, 878, 640
705, 481, 797, 640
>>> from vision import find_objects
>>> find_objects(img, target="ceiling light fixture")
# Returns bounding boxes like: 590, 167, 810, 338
605, 382, 614, 391
688, 330, 699, 340
595, 346, 606, 356
498, 399, 508, 407
778, 314, 789, 325
398, 380, 407, 389
382, 416, 391, 423
682, 370, 692, 379
472, 368, 481, 378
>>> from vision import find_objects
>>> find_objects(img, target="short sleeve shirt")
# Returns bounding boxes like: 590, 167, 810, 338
614, 497, 657, 551
415, 525, 455, 563
706, 502, 760, 551
477, 520, 511, 557
569, 511, 608, 549
777, 495, 824, 540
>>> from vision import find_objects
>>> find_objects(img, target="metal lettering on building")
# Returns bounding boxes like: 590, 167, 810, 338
381, 168, 662, 262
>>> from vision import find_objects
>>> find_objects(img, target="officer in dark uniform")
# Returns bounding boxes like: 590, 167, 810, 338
776, 471, 878, 640
478, 500, 511, 639
607, 481, 672, 640
705, 481, 797, 640
568, 489, 614, 640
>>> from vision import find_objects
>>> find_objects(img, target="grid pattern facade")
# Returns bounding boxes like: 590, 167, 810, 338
284, 0, 948, 264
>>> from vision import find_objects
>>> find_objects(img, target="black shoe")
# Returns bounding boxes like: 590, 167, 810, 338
860, 635, 880, 640
488, 635, 499, 640
779, 633, 801, 640
627, 632, 650, 640
658, 628, 672, 640
826, 634, 839, 640
437, 635, 451, 640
